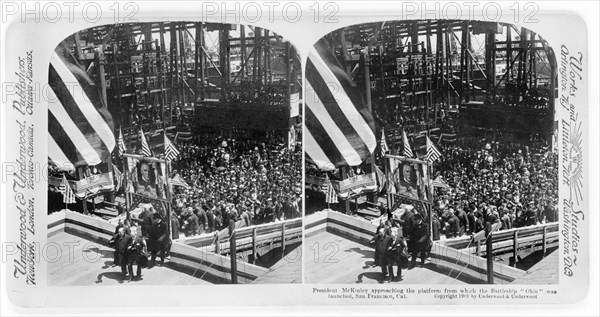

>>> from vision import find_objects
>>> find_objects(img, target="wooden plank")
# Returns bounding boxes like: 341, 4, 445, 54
48, 232, 212, 286
305, 231, 469, 284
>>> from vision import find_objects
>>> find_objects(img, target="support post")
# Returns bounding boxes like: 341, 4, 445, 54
229, 222, 238, 284
542, 226, 547, 257
281, 223, 286, 260
513, 230, 519, 267
252, 227, 257, 264
485, 222, 494, 284
215, 234, 220, 254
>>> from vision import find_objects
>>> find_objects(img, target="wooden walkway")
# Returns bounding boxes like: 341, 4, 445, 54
304, 231, 466, 285
251, 246, 302, 284
511, 250, 559, 284
48, 232, 212, 286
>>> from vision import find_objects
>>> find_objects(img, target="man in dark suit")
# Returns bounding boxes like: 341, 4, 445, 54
455, 207, 469, 237
181, 208, 199, 237
431, 213, 441, 241
445, 212, 461, 239
408, 214, 430, 268
127, 228, 147, 281
114, 227, 133, 279
386, 228, 407, 282
466, 206, 477, 234
138, 205, 154, 238
399, 208, 415, 238
372, 227, 393, 281
148, 213, 168, 268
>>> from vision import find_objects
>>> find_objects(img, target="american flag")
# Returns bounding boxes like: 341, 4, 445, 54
112, 163, 123, 191
426, 136, 442, 163
324, 174, 338, 204
61, 173, 76, 204
48, 42, 115, 169
402, 130, 414, 158
164, 134, 180, 162
380, 128, 389, 159
305, 38, 376, 170
118, 128, 126, 156
140, 128, 152, 157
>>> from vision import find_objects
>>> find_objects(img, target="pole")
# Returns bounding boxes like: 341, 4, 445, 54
281, 223, 286, 260
252, 227, 257, 264
485, 222, 494, 284
123, 156, 131, 222
229, 223, 238, 284
513, 230, 519, 267
164, 152, 173, 238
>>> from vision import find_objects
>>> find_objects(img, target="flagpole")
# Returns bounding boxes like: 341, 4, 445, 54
427, 161, 434, 239
123, 155, 131, 222
164, 157, 173, 238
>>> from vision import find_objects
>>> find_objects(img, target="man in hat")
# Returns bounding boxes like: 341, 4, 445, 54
371, 227, 393, 281
408, 214, 430, 268
455, 206, 469, 237
113, 227, 133, 279
444, 209, 460, 239
148, 213, 169, 268
182, 207, 199, 237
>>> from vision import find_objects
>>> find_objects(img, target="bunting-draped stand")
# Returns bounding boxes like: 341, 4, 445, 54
122, 153, 173, 237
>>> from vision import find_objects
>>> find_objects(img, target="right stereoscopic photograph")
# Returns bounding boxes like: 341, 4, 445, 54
304, 20, 558, 285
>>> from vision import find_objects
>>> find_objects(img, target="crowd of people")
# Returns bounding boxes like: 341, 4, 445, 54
170, 130, 303, 237
430, 131, 558, 240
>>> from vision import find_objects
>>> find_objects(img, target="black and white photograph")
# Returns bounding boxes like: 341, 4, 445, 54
304, 20, 560, 285
45, 21, 303, 285
0, 0, 596, 312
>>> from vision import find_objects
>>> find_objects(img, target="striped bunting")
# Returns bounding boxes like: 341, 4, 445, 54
164, 134, 180, 162
324, 174, 338, 204
140, 128, 152, 157
48, 42, 115, 168
426, 136, 442, 163
305, 39, 376, 170
402, 130, 414, 158
61, 174, 76, 204
118, 128, 126, 156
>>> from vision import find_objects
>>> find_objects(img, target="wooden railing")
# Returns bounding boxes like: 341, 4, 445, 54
489, 223, 558, 267
184, 218, 302, 260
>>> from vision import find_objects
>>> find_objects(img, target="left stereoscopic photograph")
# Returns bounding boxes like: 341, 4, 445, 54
46, 22, 303, 285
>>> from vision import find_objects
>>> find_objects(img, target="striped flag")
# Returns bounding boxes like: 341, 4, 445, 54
48, 42, 115, 169
374, 164, 387, 193
61, 174, 76, 204
118, 128, 126, 156
380, 128, 389, 159
112, 163, 123, 191
426, 136, 442, 163
324, 174, 338, 204
305, 38, 376, 171
402, 130, 414, 158
164, 134, 180, 162
140, 128, 152, 157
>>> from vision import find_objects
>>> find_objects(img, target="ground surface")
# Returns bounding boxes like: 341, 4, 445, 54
47, 232, 212, 286
304, 231, 467, 285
